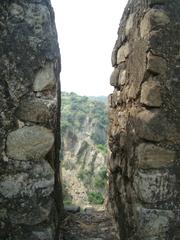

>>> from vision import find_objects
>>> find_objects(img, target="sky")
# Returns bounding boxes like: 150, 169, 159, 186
51, 0, 128, 96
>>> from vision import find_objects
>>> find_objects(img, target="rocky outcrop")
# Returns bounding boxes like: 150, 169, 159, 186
0, 1, 63, 239
108, 0, 180, 239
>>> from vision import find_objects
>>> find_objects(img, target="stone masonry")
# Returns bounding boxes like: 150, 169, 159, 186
108, 0, 180, 239
0, 1, 63, 239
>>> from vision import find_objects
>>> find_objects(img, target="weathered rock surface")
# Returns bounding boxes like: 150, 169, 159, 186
140, 79, 162, 107
61, 210, 118, 240
15, 99, 55, 124
6, 126, 54, 161
33, 63, 56, 92
136, 143, 175, 169
0, 1, 63, 239
108, 0, 180, 239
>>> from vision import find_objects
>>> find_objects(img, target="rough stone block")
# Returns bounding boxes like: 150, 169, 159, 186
134, 170, 176, 203
140, 9, 170, 38
0, 159, 54, 226
127, 40, 147, 99
135, 109, 179, 142
30, 228, 54, 240
6, 126, 54, 161
125, 13, 135, 36
135, 109, 165, 142
0, 160, 54, 199
134, 205, 174, 238
147, 52, 167, 75
140, 79, 162, 106
118, 70, 126, 86
9, 198, 53, 225
136, 143, 175, 169
117, 43, 130, 64
110, 68, 119, 87
33, 63, 56, 92
15, 99, 54, 123
9, 3, 24, 21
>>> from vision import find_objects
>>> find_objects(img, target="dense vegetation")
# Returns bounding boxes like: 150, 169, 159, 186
61, 92, 108, 145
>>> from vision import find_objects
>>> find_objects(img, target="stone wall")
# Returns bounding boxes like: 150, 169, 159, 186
108, 0, 180, 239
0, 1, 63, 239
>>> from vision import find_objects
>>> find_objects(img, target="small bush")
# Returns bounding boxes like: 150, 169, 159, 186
94, 167, 107, 187
87, 191, 104, 205
96, 144, 108, 155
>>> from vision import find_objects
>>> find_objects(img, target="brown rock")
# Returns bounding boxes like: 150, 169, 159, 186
136, 143, 175, 169
135, 109, 180, 142
118, 70, 126, 86
117, 43, 130, 64
140, 9, 170, 38
125, 13, 135, 36
147, 52, 167, 75
140, 79, 162, 106
15, 99, 54, 123
110, 68, 119, 87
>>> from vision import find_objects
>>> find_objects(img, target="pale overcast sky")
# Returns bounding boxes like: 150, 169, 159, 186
51, 0, 128, 96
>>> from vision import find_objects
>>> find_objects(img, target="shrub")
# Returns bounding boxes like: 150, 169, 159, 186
94, 167, 108, 190
87, 191, 104, 205
96, 144, 108, 155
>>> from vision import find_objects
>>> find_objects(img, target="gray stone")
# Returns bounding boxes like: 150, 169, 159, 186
137, 143, 175, 169
25, 4, 51, 36
33, 63, 56, 92
0, 173, 28, 199
140, 9, 170, 38
117, 43, 130, 64
9, 198, 53, 225
65, 205, 80, 213
16, 99, 54, 123
118, 70, 126, 86
127, 40, 147, 99
110, 68, 119, 87
134, 205, 174, 238
134, 170, 176, 203
30, 228, 54, 240
0, 159, 54, 226
9, 3, 24, 21
148, 0, 169, 6
147, 52, 167, 75
140, 79, 162, 107
6, 126, 54, 160
0, 160, 54, 199
125, 13, 135, 36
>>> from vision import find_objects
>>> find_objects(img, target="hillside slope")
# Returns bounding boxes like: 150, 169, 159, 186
61, 92, 109, 207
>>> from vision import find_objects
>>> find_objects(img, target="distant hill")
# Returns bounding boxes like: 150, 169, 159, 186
88, 96, 107, 103
61, 92, 108, 145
